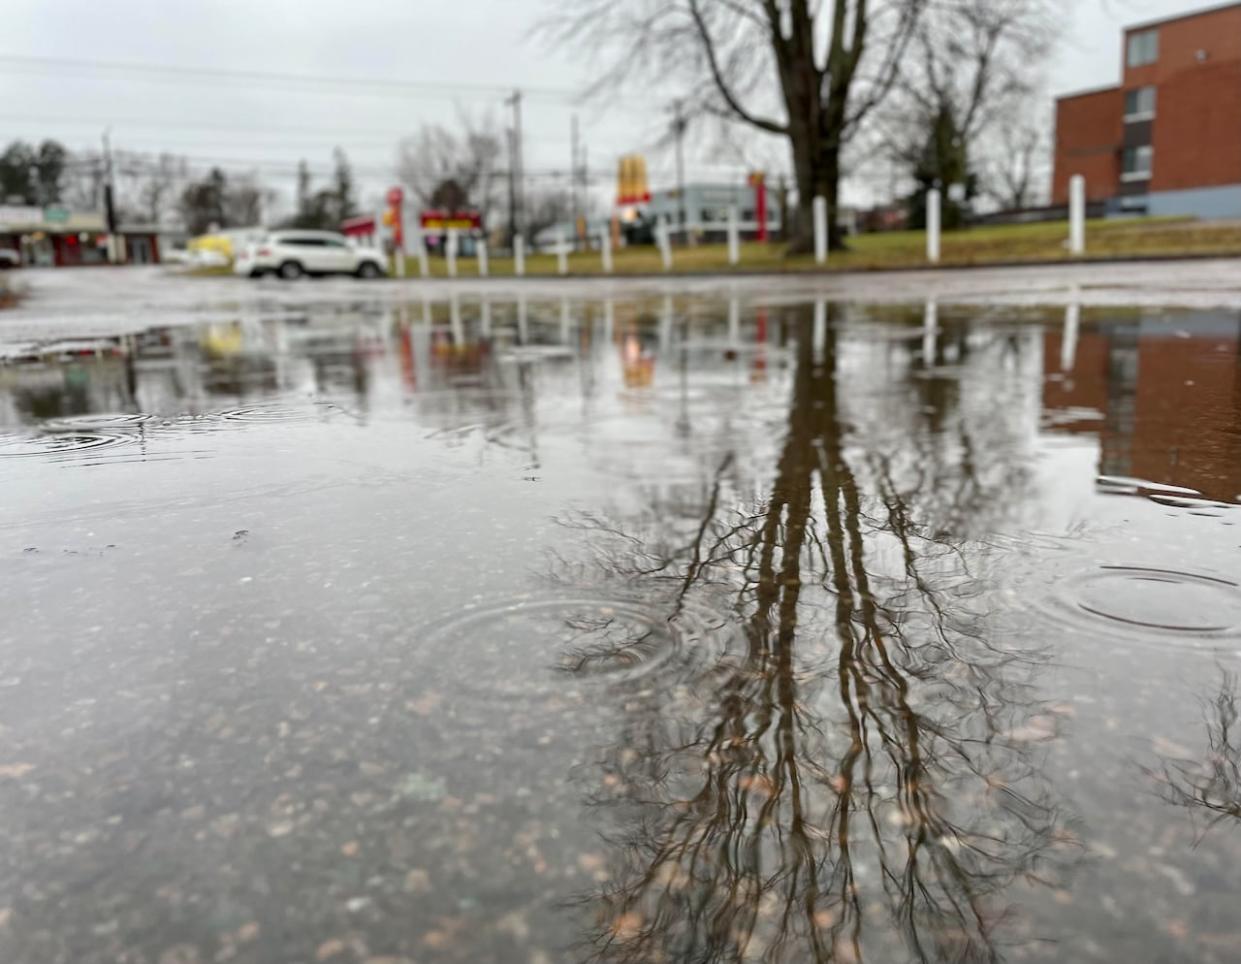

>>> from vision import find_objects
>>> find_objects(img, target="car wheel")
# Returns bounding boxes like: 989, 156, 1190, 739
277, 261, 303, 280
356, 262, 382, 279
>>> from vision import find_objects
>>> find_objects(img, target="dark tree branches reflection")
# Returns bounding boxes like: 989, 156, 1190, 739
1148, 669, 1241, 840
552, 305, 1078, 963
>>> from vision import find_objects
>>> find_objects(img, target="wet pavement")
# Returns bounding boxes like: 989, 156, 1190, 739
2, 274, 1241, 963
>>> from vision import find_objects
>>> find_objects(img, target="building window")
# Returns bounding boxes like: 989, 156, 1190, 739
1124, 85, 1156, 121
1122, 145, 1153, 181
1127, 29, 1159, 68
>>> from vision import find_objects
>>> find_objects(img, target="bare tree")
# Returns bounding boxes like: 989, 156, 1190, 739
63, 150, 107, 212
113, 151, 189, 226
395, 114, 503, 224
523, 185, 574, 242
546, 0, 927, 251
979, 102, 1050, 210
222, 172, 269, 227
881, 0, 1060, 222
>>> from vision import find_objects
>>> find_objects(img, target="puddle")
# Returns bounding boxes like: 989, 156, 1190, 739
1, 294, 1240, 963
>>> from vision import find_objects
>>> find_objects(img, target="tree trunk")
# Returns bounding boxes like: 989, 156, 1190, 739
788, 139, 844, 254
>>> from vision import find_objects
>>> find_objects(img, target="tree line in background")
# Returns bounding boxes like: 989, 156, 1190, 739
0, 127, 565, 242
0, 139, 361, 236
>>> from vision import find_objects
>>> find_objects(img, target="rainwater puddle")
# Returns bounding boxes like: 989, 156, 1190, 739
1, 292, 1240, 963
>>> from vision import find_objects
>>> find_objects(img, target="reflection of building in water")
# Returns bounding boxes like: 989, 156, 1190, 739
1043, 311, 1241, 501
0, 345, 133, 421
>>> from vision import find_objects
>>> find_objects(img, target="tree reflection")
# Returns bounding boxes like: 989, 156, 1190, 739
556, 305, 1075, 963
1148, 669, 1241, 837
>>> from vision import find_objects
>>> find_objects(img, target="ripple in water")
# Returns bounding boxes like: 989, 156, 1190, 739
417, 594, 735, 702
217, 404, 322, 423
41, 413, 154, 432
0, 431, 131, 459
1052, 566, 1241, 645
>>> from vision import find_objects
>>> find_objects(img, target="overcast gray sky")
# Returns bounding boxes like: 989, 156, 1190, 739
0, 0, 1202, 214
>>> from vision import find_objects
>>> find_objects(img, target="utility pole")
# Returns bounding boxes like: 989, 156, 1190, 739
570, 113, 580, 248
505, 89, 524, 248
671, 100, 688, 245
506, 127, 517, 251
101, 129, 118, 264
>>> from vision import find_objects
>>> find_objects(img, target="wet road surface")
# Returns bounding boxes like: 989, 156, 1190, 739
2, 276, 1241, 962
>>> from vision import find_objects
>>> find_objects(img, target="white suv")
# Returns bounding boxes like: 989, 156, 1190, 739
235, 230, 387, 280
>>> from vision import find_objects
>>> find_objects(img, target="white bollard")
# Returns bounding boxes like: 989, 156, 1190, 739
1069, 175, 1086, 256
1062, 289, 1080, 371
600, 229, 613, 274
450, 291, 463, 344
926, 189, 942, 264
658, 217, 673, 271
603, 298, 615, 342
559, 296, 571, 343
813, 298, 827, 359
517, 292, 529, 344
813, 196, 828, 266
727, 206, 740, 266
557, 228, 568, 276
660, 294, 673, 349
477, 239, 488, 277
480, 299, 491, 337
514, 236, 525, 276
923, 300, 938, 362
727, 295, 740, 350
446, 229, 458, 278
414, 228, 429, 278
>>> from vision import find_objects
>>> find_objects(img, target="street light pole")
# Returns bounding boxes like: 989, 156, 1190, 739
505, 89, 524, 248
101, 128, 118, 264
570, 113, 580, 249
671, 101, 689, 245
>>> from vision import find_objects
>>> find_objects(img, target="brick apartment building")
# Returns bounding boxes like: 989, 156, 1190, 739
1052, 2, 1241, 218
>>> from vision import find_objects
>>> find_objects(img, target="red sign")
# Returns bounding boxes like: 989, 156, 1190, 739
420, 209, 482, 231
340, 215, 377, 237
386, 186, 404, 206
750, 171, 767, 243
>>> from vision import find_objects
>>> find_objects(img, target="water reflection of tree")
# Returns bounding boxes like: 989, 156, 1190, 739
1148, 669, 1241, 837
556, 305, 1075, 963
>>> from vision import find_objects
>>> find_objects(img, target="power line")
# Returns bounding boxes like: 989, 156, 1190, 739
0, 53, 578, 103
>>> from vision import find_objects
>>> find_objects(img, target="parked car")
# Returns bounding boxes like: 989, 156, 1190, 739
234, 231, 387, 280
0, 249, 21, 269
